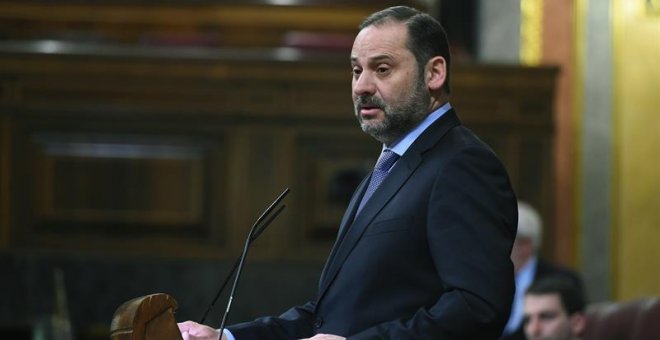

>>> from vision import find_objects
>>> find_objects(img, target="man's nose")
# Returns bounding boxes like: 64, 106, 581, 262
353, 72, 376, 96
526, 318, 542, 336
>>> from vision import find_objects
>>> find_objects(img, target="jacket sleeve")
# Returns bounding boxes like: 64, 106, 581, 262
227, 300, 316, 340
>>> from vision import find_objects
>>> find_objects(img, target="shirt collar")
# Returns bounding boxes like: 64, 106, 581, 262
385, 102, 452, 156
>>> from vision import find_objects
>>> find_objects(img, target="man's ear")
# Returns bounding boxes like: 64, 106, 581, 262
570, 312, 587, 336
426, 56, 447, 91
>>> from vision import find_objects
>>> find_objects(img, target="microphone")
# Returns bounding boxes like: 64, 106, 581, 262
198, 188, 290, 326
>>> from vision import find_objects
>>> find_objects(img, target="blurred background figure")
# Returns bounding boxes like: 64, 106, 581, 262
523, 276, 586, 340
501, 201, 584, 340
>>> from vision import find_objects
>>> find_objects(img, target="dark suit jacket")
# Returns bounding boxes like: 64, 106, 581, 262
499, 259, 584, 340
229, 109, 518, 339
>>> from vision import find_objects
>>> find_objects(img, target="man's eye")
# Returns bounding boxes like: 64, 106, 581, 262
376, 67, 390, 74
539, 312, 558, 321
522, 316, 530, 326
352, 68, 362, 76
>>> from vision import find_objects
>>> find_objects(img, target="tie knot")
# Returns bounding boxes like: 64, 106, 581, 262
375, 150, 399, 172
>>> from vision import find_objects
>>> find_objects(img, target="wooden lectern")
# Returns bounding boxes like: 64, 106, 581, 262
110, 294, 183, 340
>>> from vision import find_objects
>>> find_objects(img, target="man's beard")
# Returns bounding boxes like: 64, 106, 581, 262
354, 80, 431, 145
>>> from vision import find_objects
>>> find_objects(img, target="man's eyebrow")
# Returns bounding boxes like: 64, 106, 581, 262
370, 54, 394, 62
351, 54, 395, 64
539, 311, 559, 318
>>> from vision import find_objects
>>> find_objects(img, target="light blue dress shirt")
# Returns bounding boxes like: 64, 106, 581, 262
387, 102, 452, 157
503, 256, 538, 335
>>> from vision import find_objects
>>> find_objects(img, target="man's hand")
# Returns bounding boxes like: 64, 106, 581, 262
178, 321, 223, 340
300, 334, 346, 340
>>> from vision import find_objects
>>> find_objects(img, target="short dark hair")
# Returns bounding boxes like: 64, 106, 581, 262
526, 276, 587, 315
359, 6, 452, 94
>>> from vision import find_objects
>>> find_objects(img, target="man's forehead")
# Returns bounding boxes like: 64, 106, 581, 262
525, 293, 564, 311
351, 23, 410, 62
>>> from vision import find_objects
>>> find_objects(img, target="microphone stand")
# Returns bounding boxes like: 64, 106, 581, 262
198, 188, 290, 329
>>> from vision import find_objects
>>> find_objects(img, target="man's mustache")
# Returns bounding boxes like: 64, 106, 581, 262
354, 95, 386, 111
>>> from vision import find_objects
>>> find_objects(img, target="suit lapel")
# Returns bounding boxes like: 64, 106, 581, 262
317, 109, 462, 300
318, 174, 370, 285
317, 157, 418, 299
336, 175, 371, 241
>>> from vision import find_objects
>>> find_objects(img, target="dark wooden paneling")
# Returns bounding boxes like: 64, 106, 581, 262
30, 134, 210, 229
295, 132, 374, 240
0, 1, 424, 49
0, 43, 557, 260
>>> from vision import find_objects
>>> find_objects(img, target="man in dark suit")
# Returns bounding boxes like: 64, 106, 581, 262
500, 202, 583, 340
522, 276, 586, 340
179, 6, 517, 339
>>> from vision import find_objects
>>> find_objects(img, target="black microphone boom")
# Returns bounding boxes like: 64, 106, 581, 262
198, 203, 287, 323
199, 188, 290, 326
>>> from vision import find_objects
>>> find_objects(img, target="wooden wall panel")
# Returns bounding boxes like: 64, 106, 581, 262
0, 44, 557, 260
295, 132, 374, 240
0, 1, 423, 49
8, 117, 232, 256
30, 134, 207, 228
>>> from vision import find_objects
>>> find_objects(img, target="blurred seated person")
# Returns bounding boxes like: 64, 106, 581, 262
523, 276, 586, 340
501, 201, 584, 340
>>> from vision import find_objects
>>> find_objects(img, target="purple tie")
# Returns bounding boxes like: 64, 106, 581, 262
356, 149, 400, 214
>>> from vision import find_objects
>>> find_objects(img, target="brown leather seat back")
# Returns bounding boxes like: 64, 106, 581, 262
630, 297, 660, 340
583, 297, 660, 340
